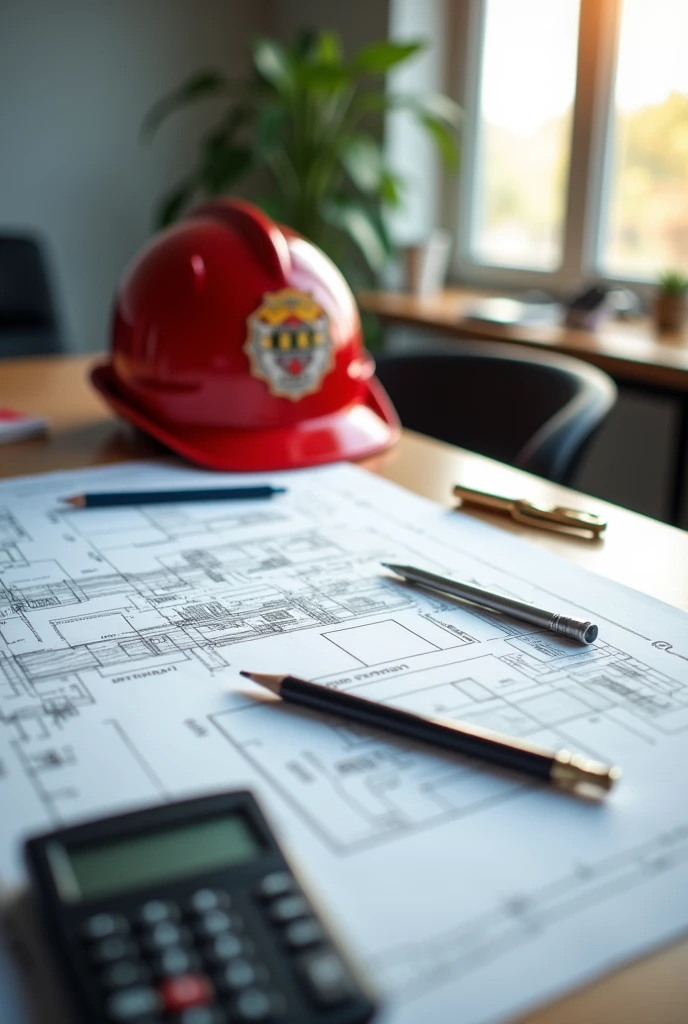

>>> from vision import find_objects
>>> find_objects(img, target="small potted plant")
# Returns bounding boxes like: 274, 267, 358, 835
654, 270, 688, 332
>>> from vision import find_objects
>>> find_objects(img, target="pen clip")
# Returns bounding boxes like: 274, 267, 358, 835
452, 484, 607, 539
511, 499, 607, 537
452, 484, 514, 513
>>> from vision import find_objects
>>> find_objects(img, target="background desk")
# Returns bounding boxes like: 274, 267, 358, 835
358, 287, 688, 526
1, 354, 688, 1023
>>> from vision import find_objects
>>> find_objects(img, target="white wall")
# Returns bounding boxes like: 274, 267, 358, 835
386, 0, 447, 244
0, 0, 270, 353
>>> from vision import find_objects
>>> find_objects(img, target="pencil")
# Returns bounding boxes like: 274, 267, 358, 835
62, 486, 287, 508
382, 563, 599, 645
240, 671, 620, 795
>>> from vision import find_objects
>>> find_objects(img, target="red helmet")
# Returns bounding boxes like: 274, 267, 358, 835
92, 199, 399, 470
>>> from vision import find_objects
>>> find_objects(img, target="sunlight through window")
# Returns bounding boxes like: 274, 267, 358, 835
601, 0, 688, 277
470, 0, 580, 270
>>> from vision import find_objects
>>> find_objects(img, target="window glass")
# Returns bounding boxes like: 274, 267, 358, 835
470, 0, 580, 270
601, 0, 688, 278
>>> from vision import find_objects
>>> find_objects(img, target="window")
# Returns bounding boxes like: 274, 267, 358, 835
455, 0, 688, 291
471, 0, 579, 271
601, 0, 688, 277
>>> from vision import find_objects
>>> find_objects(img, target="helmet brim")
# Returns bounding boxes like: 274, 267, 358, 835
91, 363, 400, 471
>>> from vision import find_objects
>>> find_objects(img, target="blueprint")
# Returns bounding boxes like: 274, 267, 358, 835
1, 459, 688, 1024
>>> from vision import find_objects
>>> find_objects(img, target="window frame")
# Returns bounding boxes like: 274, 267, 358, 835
447, 0, 656, 303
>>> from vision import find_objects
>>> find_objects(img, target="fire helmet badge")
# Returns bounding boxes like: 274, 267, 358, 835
244, 288, 334, 401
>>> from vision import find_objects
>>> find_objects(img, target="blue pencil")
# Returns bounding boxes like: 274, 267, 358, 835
63, 486, 287, 508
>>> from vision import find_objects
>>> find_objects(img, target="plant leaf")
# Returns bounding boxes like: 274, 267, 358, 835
141, 70, 231, 140
353, 40, 425, 74
356, 89, 462, 122
254, 195, 292, 223
299, 64, 351, 91
340, 135, 384, 193
291, 28, 319, 60
320, 198, 389, 272
420, 114, 459, 169
253, 38, 293, 93
257, 104, 287, 154
200, 141, 253, 194
413, 91, 463, 127
154, 179, 197, 228
315, 30, 343, 66
380, 168, 405, 207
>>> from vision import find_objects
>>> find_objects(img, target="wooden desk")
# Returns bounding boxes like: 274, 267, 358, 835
358, 287, 688, 525
2, 355, 688, 1024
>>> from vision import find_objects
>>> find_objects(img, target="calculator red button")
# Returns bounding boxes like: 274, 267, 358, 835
159, 973, 213, 1012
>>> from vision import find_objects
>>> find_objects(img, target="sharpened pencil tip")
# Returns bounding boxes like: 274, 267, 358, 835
239, 672, 284, 694
62, 495, 84, 507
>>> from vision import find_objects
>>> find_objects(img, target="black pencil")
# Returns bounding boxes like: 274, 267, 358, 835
62, 486, 287, 508
240, 671, 620, 795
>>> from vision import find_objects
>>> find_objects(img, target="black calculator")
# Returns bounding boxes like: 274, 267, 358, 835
24, 790, 379, 1024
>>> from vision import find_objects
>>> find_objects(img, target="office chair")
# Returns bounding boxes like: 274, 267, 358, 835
374, 343, 617, 484
0, 234, 61, 357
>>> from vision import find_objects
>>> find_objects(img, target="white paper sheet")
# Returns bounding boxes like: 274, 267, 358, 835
1, 459, 687, 1024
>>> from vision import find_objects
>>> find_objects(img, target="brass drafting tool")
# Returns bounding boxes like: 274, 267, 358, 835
452, 483, 607, 539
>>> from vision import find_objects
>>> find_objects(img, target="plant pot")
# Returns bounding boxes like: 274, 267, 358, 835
402, 231, 452, 297
653, 290, 687, 332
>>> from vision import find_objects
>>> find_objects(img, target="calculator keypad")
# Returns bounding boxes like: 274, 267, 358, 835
82, 913, 130, 941
79, 871, 361, 1022
104, 985, 161, 1020
154, 946, 202, 978
255, 870, 359, 1013
139, 900, 180, 927
187, 888, 232, 915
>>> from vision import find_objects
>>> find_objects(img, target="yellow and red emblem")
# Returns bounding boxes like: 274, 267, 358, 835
244, 288, 334, 401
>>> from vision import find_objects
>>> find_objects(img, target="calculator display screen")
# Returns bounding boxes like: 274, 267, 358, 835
63, 814, 263, 900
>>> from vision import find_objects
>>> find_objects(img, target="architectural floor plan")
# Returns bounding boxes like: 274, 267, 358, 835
1, 460, 687, 1024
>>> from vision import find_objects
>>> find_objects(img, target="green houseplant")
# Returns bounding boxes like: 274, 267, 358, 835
142, 30, 461, 283
654, 269, 688, 332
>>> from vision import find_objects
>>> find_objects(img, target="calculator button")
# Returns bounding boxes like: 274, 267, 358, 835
154, 945, 201, 978
90, 936, 139, 965
256, 872, 295, 901
105, 985, 161, 1020
143, 922, 190, 951
233, 988, 282, 1021
101, 960, 151, 990
283, 918, 324, 950
298, 949, 356, 1006
187, 889, 231, 915
269, 895, 310, 924
216, 958, 261, 992
159, 973, 214, 1013
204, 932, 251, 964
195, 910, 242, 939
138, 900, 180, 926
176, 1009, 226, 1024
81, 913, 130, 941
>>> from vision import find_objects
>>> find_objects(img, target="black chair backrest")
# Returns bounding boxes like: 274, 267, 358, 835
374, 343, 616, 484
0, 235, 61, 357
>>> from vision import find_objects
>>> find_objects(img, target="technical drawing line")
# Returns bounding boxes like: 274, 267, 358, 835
372, 821, 688, 1000
8, 740, 61, 823
104, 719, 170, 800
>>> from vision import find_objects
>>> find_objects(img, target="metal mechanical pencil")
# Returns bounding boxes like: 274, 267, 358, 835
382, 563, 599, 645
